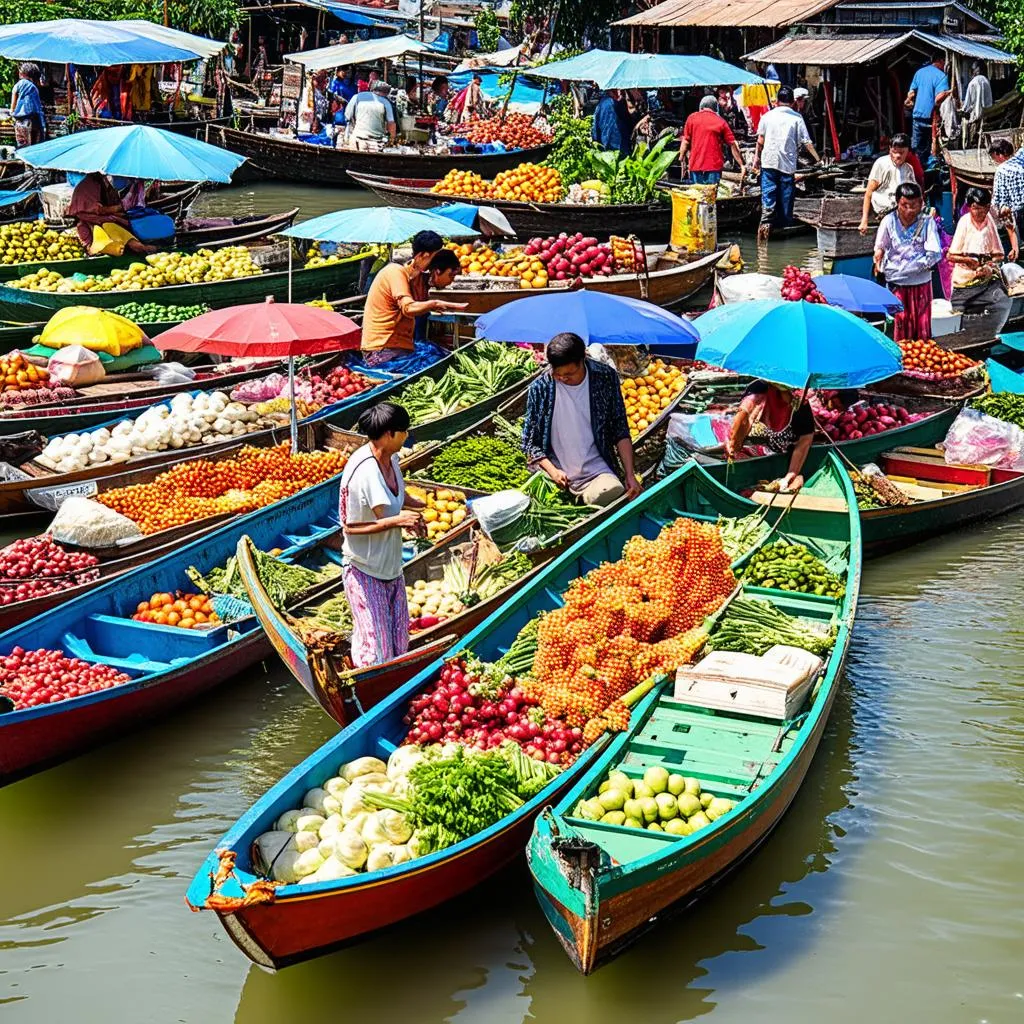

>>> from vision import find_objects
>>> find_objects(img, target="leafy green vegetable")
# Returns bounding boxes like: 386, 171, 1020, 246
705, 597, 837, 656
586, 136, 677, 205
426, 435, 530, 492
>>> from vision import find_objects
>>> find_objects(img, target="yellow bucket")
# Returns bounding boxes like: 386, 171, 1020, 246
670, 187, 718, 253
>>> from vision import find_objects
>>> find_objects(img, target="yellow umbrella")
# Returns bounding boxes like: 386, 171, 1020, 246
39, 306, 145, 357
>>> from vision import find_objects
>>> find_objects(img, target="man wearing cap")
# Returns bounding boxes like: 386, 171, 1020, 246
344, 79, 396, 149
678, 96, 746, 186
793, 86, 812, 136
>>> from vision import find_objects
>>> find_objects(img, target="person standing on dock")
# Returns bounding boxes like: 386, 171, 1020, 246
905, 57, 950, 163
872, 182, 943, 341
10, 64, 45, 148
678, 96, 746, 186
523, 332, 641, 507
858, 134, 918, 234
753, 86, 821, 241
989, 139, 1024, 247
960, 63, 992, 147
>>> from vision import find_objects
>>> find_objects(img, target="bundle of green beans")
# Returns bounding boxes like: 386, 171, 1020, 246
969, 393, 1024, 431
704, 597, 837, 656
300, 592, 353, 635
717, 513, 771, 562
396, 342, 536, 426
495, 613, 541, 678
492, 473, 596, 548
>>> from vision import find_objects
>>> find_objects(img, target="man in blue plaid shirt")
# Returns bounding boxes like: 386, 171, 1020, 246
990, 139, 1024, 248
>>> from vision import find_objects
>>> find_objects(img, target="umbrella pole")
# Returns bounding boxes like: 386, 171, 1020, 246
288, 355, 299, 454
288, 246, 294, 304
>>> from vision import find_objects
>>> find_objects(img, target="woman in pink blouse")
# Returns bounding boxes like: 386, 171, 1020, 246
946, 186, 1016, 334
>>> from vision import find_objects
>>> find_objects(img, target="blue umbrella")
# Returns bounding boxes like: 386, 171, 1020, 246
813, 274, 904, 314
986, 358, 1024, 394
282, 207, 479, 244
476, 290, 701, 348
431, 202, 515, 237
528, 50, 764, 89
694, 300, 902, 388
0, 19, 207, 64
17, 125, 245, 183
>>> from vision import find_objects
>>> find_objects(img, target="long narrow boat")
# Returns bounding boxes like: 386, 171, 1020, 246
527, 453, 860, 973
205, 124, 552, 186
183, 453, 852, 968
0, 478, 347, 784
349, 170, 673, 242
0, 251, 368, 323
432, 247, 726, 316
80, 113, 233, 138
943, 147, 995, 192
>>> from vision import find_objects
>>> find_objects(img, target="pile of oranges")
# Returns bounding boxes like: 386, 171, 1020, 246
98, 443, 347, 535
492, 163, 564, 203
431, 169, 494, 199
133, 591, 220, 630
621, 359, 687, 436
897, 338, 980, 379
445, 241, 548, 288
525, 517, 735, 738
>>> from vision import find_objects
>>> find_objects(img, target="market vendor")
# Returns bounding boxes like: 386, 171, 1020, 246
947, 185, 1016, 334
338, 402, 426, 667
725, 380, 815, 492
872, 182, 943, 341
592, 90, 632, 157
360, 231, 466, 366
858, 134, 918, 234
523, 332, 641, 507
91, 66, 130, 120
10, 63, 46, 148
344, 80, 396, 148
67, 172, 154, 256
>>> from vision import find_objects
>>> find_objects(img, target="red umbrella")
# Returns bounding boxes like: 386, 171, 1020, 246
155, 298, 362, 451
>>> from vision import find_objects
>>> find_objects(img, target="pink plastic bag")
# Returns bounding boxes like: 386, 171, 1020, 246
47, 345, 105, 386
943, 409, 1024, 470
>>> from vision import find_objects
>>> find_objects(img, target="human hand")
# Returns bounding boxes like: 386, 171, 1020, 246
858, 218, 869, 236
434, 300, 469, 312
548, 467, 569, 488
1010, 248, 1019, 262
960, 256, 980, 270
778, 472, 804, 493
624, 473, 642, 499
395, 509, 425, 533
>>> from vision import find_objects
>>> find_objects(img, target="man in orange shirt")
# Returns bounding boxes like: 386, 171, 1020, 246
360, 231, 466, 366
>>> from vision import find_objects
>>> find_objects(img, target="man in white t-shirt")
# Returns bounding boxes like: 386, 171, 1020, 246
343, 80, 396, 148
859, 133, 918, 233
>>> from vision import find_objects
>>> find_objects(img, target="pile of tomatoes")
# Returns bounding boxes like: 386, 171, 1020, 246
897, 338, 981, 379
97, 443, 348, 535
456, 114, 552, 149
132, 591, 220, 630
0, 646, 131, 710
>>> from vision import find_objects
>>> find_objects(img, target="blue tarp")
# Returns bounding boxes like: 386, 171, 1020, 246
449, 69, 550, 109
528, 49, 764, 89
0, 190, 35, 209
986, 358, 1024, 394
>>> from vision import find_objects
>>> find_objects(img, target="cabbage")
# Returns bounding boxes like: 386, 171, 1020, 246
296, 812, 326, 833
378, 809, 412, 844
324, 776, 350, 798
387, 745, 425, 779
317, 813, 345, 839
366, 843, 410, 873
276, 808, 305, 832
361, 812, 391, 848
322, 794, 343, 816
340, 756, 387, 782
253, 830, 318, 873
407, 831, 430, 859
354, 771, 390, 788
303, 787, 330, 815
292, 829, 320, 853
271, 848, 325, 883
341, 784, 374, 820
344, 812, 370, 836
303, 856, 357, 884
330, 830, 369, 870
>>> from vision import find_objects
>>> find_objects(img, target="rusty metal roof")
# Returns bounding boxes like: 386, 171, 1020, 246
743, 31, 914, 63
615, 0, 841, 29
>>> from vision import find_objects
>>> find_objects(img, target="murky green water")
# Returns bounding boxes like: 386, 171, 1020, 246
1, 184, 1021, 1023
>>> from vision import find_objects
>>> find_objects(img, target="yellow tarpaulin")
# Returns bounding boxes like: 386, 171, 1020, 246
40, 306, 145, 357
741, 81, 780, 107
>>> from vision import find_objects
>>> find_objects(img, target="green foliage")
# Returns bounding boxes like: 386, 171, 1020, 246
995, 0, 1024, 88
585, 136, 677, 205
543, 96, 592, 181
509, 0, 618, 48
473, 8, 500, 53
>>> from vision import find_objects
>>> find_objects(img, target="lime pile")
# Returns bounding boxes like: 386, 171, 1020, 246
0, 221, 83, 265
112, 301, 210, 323
741, 540, 846, 598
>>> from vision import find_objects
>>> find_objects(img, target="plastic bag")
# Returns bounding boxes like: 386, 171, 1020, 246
47, 346, 106, 386
942, 408, 1024, 470
665, 411, 733, 451
468, 489, 530, 540
143, 362, 196, 386
48, 497, 143, 548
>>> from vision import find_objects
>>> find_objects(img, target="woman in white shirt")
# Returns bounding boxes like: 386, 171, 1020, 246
338, 403, 425, 666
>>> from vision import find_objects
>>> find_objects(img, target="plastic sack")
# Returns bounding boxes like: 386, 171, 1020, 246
49, 497, 143, 548
143, 361, 196, 386
670, 187, 717, 253
666, 411, 733, 451
717, 273, 782, 304
47, 346, 106, 386
942, 408, 1024, 470
468, 489, 530, 540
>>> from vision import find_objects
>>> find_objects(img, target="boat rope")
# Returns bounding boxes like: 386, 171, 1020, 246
191, 849, 279, 912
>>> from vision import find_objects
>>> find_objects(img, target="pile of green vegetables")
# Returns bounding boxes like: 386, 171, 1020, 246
544, 98, 594, 184
187, 546, 339, 608
426, 435, 530, 491
587, 136, 677, 205
299, 592, 353, 635
492, 473, 596, 548
718, 513, 772, 562
364, 743, 561, 853
705, 597, 837, 656
969, 393, 1024, 430
741, 541, 845, 598
443, 550, 534, 605
113, 301, 210, 323
396, 343, 536, 426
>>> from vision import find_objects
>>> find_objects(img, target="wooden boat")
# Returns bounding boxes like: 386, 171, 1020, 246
80, 113, 233, 138
204, 124, 551, 187
716, 189, 761, 228
0, 476, 348, 785
348, 171, 673, 242
431, 247, 726, 315
176, 208, 300, 248
184, 454, 780, 967
527, 453, 860, 972
0, 251, 367, 323
0, 159, 25, 180
0, 189, 41, 224
943, 147, 995, 191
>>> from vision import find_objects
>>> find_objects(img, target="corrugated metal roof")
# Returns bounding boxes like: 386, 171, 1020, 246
912, 30, 1015, 61
615, 0, 841, 29
744, 31, 913, 64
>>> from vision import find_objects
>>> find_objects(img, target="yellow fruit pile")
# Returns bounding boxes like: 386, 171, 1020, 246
431, 169, 494, 199
304, 241, 346, 268
406, 484, 468, 542
445, 242, 548, 289
492, 163, 564, 202
621, 359, 687, 436
0, 221, 83, 266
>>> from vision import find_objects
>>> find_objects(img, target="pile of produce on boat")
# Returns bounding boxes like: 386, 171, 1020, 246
968, 392, 1024, 428
298, 592, 352, 635
811, 397, 929, 442
0, 351, 49, 391
0, 383, 77, 408
303, 241, 363, 269
232, 366, 377, 416
8, 247, 262, 293
489, 474, 595, 548
97, 443, 347, 534
0, 221, 83, 264
897, 338, 981, 380
0, 535, 99, 606
394, 342, 536, 425
432, 162, 566, 203
717, 513, 772, 561
703, 597, 836, 656
740, 541, 845, 598
622, 358, 686, 436
0, 647, 131, 710
112, 301, 210, 323
132, 591, 220, 629
455, 114, 552, 149
33, 392, 268, 473
780, 265, 826, 303
571, 765, 735, 836
425, 435, 530, 491
404, 484, 467, 543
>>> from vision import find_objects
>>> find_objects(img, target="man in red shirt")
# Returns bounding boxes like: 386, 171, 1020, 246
679, 95, 746, 185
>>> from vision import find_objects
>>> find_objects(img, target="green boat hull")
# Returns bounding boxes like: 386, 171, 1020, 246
0, 252, 139, 284
527, 453, 861, 973
0, 253, 367, 323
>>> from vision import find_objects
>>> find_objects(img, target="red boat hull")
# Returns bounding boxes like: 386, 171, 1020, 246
0, 635, 268, 784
